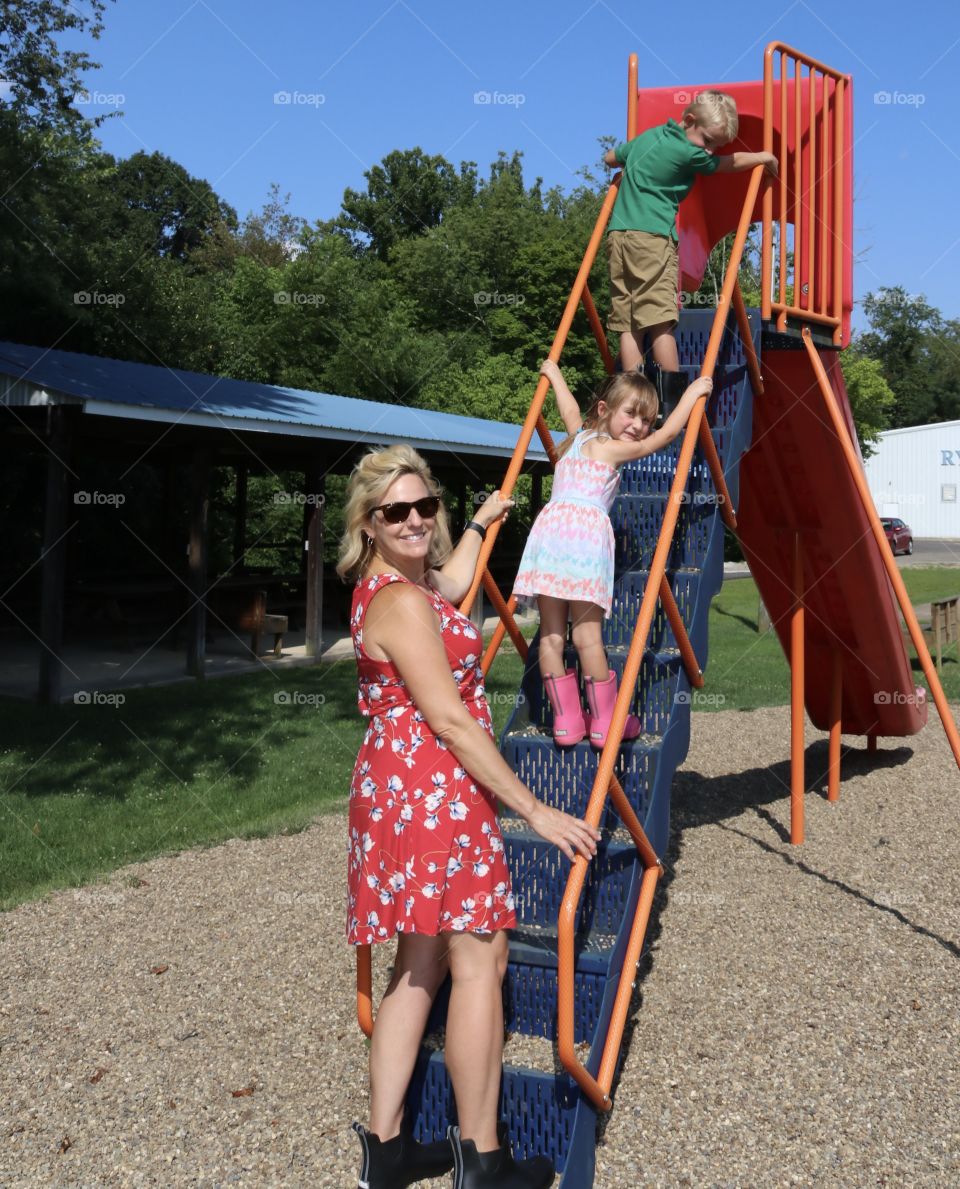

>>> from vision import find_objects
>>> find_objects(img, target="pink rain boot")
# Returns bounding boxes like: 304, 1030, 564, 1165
543, 669, 587, 747
584, 669, 642, 749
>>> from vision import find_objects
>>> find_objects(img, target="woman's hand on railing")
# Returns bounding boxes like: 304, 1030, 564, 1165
523, 800, 602, 863
473, 491, 514, 530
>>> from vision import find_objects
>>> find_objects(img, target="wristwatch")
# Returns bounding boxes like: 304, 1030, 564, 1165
464, 520, 487, 539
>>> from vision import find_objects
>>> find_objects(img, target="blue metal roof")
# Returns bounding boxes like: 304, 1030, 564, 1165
0, 341, 548, 461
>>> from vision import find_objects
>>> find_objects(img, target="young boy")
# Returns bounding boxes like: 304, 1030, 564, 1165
603, 90, 777, 375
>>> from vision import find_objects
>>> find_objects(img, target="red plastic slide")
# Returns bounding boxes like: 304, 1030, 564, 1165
736, 348, 927, 737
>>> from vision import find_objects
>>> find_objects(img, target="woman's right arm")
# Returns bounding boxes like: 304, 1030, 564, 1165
364, 583, 600, 861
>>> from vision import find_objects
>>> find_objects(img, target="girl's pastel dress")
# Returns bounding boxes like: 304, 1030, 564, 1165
513, 430, 621, 617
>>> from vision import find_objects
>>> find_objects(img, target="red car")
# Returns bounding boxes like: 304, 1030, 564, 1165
881, 517, 913, 555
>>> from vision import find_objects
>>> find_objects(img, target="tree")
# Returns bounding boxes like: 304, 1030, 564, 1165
0, 0, 115, 131
339, 147, 475, 259
858, 287, 944, 426
838, 351, 896, 458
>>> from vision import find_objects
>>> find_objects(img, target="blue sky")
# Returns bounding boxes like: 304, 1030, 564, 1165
75, 0, 960, 326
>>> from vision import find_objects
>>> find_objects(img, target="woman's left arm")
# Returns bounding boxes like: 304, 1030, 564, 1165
430, 491, 514, 604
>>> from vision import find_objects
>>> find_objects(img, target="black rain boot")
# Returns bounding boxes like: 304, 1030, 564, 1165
352, 1119, 454, 1188
651, 364, 691, 422
448, 1123, 555, 1188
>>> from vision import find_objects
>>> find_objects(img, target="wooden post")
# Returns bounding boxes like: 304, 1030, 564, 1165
186, 447, 210, 677
790, 532, 805, 844
38, 406, 73, 705
304, 467, 325, 660
233, 463, 247, 565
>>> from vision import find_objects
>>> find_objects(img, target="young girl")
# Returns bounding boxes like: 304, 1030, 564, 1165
513, 359, 713, 748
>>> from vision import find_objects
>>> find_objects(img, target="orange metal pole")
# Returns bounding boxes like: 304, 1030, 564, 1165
806, 68, 816, 314
627, 53, 638, 140
581, 283, 617, 375
828, 648, 842, 802
761, 47, 774, 322
767, 304, 840, 330
778, 51, 788, 328
697, 415, 738, 532
659, 575, 704, 688
819, 75, 830, 317
481, 615, 509, 678
801, 329, 960, 769
481, 570, 528, 661
791, 531, 806, 845
793, 59, 803, 322
536, 415, 558, 464
732, 281, 765, 397
832, 76, 845, 345
357, 945, 374, 1037
459, 178, 622, 618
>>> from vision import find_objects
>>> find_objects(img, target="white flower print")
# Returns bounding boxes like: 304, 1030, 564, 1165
448, 800, 467, 821
422, 882, 439, 899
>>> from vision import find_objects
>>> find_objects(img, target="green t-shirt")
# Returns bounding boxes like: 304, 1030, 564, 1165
610, 119, 719, 239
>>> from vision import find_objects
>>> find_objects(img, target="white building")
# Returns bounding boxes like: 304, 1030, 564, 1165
863, 420, 960, 538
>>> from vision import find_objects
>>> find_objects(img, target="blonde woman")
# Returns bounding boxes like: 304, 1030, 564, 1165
338, 445, 598, 1189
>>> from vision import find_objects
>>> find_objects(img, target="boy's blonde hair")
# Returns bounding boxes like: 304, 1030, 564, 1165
556, 372, 659, 459
336, 444, 452, 582
683, 90, 739, 143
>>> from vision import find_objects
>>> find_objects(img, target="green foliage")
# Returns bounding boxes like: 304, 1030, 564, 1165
839, 351, 896, 458
0, 0, 114, 130
857, 287, 960, 427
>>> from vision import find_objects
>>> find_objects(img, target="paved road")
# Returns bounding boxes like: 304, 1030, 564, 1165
898, 537, 960, 568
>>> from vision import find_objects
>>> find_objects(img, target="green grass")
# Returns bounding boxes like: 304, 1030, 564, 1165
705, 568, 960, 711
1, 567, 955, 911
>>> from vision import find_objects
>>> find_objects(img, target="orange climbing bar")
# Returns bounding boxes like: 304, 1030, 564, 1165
790, 531, 805, 845
557, 164, 767, 1108
660, 575, 703, 689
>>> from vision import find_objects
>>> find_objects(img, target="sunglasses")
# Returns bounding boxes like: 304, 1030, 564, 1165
370, 496, 441, 525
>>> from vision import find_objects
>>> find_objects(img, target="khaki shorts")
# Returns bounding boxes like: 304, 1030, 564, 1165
607, 229, 679, 334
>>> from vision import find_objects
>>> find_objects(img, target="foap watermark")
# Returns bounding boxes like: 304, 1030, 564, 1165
877, 492, 925, 507
485, 690, 527, 708
74, 690, 126, 707
679, 490, 726, 507
74, 290, 125, 306
274, 290, 326, 306
74, 490, 126, 507
473, 90, 525, 107
274, 691, 326, 707
680, 290, 720, 308
274, 90, 326, 107
675, 689, 726, 707
874, 688, 926, 706
474, 290, 525, 307
273, 491, 326, 506
72, 886, 128, 908
672, 890, 725, 906
874, 90, 925, 107
75, 88, 125, 108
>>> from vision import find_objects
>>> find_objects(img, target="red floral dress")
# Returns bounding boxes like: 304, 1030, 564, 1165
346, 572, 517, 946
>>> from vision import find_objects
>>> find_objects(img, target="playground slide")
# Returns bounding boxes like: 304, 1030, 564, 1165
737, 347, 927, 737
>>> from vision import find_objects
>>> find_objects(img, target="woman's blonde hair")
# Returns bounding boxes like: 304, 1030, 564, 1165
556, 372, 659, 458
336, 444, 453, 582
683, 90, 739, 143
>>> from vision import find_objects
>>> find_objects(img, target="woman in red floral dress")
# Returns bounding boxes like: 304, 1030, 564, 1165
337, 445, 599, 1189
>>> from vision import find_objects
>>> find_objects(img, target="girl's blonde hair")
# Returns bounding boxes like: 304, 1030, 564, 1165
556, 372, 659, 458
336, 444, 453, 582
683, 90, 739, 143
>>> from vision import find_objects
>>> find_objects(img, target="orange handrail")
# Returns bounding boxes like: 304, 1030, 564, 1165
557, 164, 766, 1108
800, 329, 960, 770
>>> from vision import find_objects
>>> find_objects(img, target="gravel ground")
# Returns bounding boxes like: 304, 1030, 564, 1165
2, 705, 958, 1188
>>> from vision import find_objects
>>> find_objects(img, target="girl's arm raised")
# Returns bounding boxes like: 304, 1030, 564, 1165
592, 376, 714, 465
541, 359, 582, 436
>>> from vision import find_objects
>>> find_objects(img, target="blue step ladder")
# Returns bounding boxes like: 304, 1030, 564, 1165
403, 308, 760, 1184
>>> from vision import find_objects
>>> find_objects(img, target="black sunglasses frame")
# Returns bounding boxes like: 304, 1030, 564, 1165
370, 496, 441, 525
